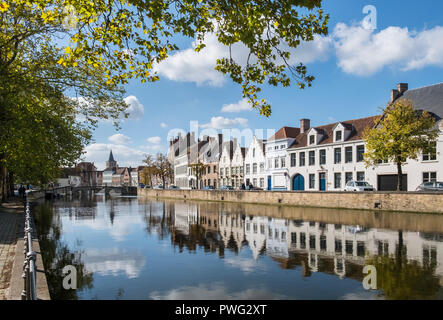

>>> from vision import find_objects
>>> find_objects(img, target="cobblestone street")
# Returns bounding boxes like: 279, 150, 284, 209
0, 203, 23, 300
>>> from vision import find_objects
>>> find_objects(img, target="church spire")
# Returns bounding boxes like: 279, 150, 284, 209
106, 149, 117, 170
108, 150, 115, 162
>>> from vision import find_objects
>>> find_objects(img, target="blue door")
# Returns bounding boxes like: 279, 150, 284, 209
319, 173, 326, 191
267, 176, 272, 190
292, 174, 305, 191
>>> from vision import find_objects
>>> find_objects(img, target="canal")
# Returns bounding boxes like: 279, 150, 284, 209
33, 195, 443, 300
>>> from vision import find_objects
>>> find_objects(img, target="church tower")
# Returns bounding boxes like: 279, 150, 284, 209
106, 150, 118, 170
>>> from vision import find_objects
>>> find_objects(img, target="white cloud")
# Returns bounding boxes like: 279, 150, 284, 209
83, 143, 147, 170
200, 117, 248, 129
333, 22, 443, 76
147, 136, 161, 144
221, 98, 252, 113
154, 32, 331, 87
160, 122, 167, 128
108, 133, 131, 145
123, 95, 144, 120
150, 283, 289, 300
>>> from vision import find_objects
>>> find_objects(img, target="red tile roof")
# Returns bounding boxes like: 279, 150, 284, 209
288, 115, 380, 149
268, 127, 300, 141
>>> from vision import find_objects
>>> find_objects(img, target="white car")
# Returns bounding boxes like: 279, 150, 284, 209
344, 181, 375, 192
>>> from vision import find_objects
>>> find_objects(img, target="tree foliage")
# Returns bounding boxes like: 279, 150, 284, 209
362, 99, 438, 191
5, 0, 328, 117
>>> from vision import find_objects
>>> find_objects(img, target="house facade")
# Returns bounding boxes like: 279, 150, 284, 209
218, 139, 246, 189
264, 126, 300, 190
243, 136, 266, 189
286, 83, 443, 192
200, 135, 223, 189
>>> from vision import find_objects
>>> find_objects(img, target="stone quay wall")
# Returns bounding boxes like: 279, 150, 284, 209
138, 188, 443, 214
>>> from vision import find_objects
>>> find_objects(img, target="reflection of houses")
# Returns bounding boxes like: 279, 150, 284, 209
173, 202, 198, 235
287, 220, 443, 280
218, 212, 246, 252
244, 216, 267, 260
199, 135, 223, 189
266, 218, 289, 258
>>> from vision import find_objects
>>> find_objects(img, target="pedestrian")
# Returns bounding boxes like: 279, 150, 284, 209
241, 183, 245, 190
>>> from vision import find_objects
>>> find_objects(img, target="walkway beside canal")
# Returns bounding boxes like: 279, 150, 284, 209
0, 202, 23, 300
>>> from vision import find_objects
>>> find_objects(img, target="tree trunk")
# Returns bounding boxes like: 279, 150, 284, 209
396, 161, 403, 191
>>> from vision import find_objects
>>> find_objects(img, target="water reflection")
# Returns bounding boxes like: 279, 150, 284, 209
35, 197, 443, 300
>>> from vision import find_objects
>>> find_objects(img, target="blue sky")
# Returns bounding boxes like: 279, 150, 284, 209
83, 0, 443, 169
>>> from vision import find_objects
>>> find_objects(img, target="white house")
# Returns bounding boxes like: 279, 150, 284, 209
219, 139, 246, 189
244, 136, 266, 189
264, 126, 300, 190
286, 83, 443, 192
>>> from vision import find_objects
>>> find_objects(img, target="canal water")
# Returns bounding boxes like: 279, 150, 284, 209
33, 195, 443, 300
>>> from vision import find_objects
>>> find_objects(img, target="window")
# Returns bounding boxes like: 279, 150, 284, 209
345, 146, 353, 163
334, 173, 341, 189
274, 158, 279, 168
309, 135, 315, 145
320, 235, 327, 252
423, 172, 437, 183
423, 142, 437, 161
281, 157, 286, 168
299, 152, 305, 166
213, 165, 216, 173
320, 149, 326, 165
291, 232, 297, 244
220, 168, 224, 176
335, 130, 342, 141
290, 153, 296, 167
268, 159, 272, 169
253, 148, 255, 157
310, 235, 316, 249
253, 163, 257, 174
208, 166, 211, 174
309, 151, 315, 166
245, 164, 250, 174
345, 172, 353, 184
274, 146, 279, 150
335, 239, 342, 253
357, 172, 365, 181
346, 240, 353, 255
260, 163, 264, 172
253, 178, 257, 186
226, 168, 229, 176
334, 148, 341, 164
260, 178, 264, 188
300, 233, 306, 249
309, 174, 315, 189
356, 145, 365, 162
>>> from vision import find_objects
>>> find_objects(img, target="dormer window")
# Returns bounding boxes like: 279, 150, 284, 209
309, 135, 315, 145
335, 130, 342, 142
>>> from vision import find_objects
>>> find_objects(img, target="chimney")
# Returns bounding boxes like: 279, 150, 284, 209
397, 83, 408, 94
300, 119, 310, 134
391, 89, 400, 103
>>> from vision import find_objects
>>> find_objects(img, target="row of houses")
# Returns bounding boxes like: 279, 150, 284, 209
169, 82, 443, 192
58, 151, 145, 188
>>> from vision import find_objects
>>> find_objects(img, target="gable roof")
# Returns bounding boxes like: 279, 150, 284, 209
288, 115, 379, 149
395, 83, 443, 120
268, 127, 300, 141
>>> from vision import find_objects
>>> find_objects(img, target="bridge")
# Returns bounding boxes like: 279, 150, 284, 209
46, 185, 137, 199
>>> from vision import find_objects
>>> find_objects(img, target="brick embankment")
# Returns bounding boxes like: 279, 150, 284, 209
0, 202, 23, 300
0, 200, 50, 300
138, 188, 443, 214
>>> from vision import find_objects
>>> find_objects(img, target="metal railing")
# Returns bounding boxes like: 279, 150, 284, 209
21, 198, 37, 300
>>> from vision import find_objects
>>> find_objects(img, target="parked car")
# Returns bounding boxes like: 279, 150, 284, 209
138, 183, 145, 188
168, 185, 180, 190
245, 185, 263, 191
344, 181, 375, 192
202, 186, 215, 190
219, 185, 234, 191
153, 185, 164, 190
416, 181, 443, 192
144, 185, 151, 189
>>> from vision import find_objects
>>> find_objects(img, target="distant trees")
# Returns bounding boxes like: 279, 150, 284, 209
141, 153, 173, 186
188, 160, 208, 189
363, 99, 438, 191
